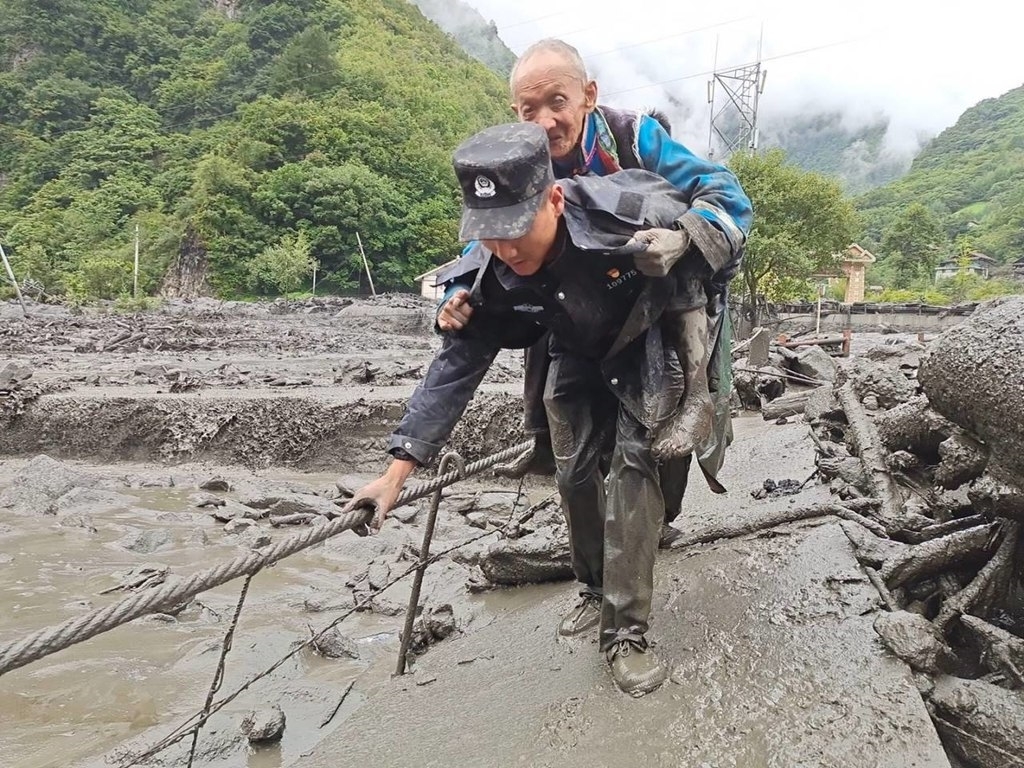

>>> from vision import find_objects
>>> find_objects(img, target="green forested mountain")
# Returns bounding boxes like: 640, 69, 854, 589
410, 0, 516, 77
855, 84, 1024, 264
0, 0, 511, 299
760, 112, 912, 195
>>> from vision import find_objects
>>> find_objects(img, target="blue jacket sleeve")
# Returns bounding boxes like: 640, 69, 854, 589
433, 241, 480, 330
388, 333, 498, 465
635, 115, 752, 279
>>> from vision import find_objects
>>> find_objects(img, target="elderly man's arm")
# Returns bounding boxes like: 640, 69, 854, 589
635, 114, 752, 278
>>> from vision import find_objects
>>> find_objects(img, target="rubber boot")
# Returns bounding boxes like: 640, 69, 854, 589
651, 308, 714, 461
558, 592, 602, 636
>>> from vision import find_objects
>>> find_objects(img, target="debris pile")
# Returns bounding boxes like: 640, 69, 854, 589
804, 297, 1024, 767
732, 327, 843, 420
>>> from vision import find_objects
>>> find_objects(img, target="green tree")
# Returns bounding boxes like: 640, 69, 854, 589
248, 230, 315, 293
880, 202, 946, 287
727, 148, 858, 325
268, 26, 340, 96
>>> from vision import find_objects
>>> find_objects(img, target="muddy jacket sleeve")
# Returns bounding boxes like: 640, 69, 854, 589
635, 114, 752, 280
387, 333, 499, 465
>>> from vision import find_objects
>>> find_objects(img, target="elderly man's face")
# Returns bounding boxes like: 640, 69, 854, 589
482, 185, 565, 276
511, 51, 597, 162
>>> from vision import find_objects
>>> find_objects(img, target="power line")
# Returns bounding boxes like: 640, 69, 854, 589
494, 10, 570, 32
584, 16, 755, 60
601, 37, 863, 99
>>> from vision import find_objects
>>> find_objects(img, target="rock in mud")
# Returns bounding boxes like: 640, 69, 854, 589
0, 455, 98, 515
224, 518, 256, 535
241, 704, 286, 743
208, 499, 265, 522
407, 603, 457, 653
873, 610, 956, 674
0, 360, 32, 390
199, 476, 232, 492
479, 527, 572, 585
928, 675, 1024, 768
803, 386, 842, 423
115, 528, 174, 554
390, 505, 420, 524
266, 493, 340, 518
313, 627, 361, 660
836, 358, 916, 410
789, 345, 837, 383
935, 433, 988, 490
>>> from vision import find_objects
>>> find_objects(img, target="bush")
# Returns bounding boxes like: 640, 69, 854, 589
247, 231, 315, 294
64, 254, 133, 303
113, 294, 160, 313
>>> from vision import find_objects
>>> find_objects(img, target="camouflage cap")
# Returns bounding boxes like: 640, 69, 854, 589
453, 122, 554, 241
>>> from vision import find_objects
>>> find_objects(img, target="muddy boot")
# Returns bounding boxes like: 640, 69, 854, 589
652, 308, 714, 461
605, 635, 667, 697
494, 434, 556, 479
658, 523, 685, 549
558, 592, 602, 637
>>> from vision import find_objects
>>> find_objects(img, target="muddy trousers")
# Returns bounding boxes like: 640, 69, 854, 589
527, 333, 690, 524
544, 354, 665, 650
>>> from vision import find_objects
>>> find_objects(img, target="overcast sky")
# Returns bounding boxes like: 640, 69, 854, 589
464, 0, 1024, 157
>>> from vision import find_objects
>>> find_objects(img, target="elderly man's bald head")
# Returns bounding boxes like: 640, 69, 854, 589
510, 38, 588, 90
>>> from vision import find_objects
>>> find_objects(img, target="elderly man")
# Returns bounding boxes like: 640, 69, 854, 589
347, 122, 742, 696
438, 38, 752, 538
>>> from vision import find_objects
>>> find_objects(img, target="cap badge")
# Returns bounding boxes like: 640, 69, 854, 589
474, 175, 496, 199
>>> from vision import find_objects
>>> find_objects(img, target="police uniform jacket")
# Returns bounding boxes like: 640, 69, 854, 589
388, 170, 741, 465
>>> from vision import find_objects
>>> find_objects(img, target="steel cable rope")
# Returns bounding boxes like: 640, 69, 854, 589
0, 439, 533, 677
121, 482, 553, 768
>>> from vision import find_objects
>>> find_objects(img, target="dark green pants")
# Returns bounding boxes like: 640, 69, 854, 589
526, 332, 689, 524
544, 353, 669, 650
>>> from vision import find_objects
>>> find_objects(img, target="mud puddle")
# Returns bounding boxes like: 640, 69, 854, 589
0, 460, 547, 768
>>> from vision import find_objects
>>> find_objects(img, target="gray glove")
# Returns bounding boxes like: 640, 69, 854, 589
493, 434, 556, 479
629, 227, 691, 277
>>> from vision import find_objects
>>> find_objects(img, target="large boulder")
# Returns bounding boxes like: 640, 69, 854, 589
919, 297, 1024, 481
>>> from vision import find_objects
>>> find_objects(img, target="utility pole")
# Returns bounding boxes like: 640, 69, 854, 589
707, 27, 767, 160
311, 260, 318, 297
133, 222, 140, 300
0, 240, 28, 317
356, 232, 376, 297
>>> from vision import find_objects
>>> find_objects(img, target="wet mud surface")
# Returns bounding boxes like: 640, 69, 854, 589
305, 419, 949, 768
0, 297, 957, 767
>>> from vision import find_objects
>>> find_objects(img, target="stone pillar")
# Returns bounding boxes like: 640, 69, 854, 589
844, 263, 866, 303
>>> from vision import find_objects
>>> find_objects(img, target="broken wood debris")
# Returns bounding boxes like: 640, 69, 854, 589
802, 297, 1024, 768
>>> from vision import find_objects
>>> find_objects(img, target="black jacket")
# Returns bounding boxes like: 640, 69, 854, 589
387, 170, 731, 464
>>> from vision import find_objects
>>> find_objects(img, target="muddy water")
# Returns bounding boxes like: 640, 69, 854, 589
0, 463, 532, 768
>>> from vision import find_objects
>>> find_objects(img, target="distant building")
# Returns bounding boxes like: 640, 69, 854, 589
415, 259, 458, 301
935, 251, 997, 281
839, 244, 876, 303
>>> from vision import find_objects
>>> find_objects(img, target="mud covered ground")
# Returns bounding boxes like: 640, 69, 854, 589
0, 295, 529, 469
0, 296, 961, 768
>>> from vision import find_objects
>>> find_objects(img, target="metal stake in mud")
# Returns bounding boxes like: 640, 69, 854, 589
395, 451, 465, 675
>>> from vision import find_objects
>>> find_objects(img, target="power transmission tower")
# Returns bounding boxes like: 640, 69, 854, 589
706, 31, 767, 160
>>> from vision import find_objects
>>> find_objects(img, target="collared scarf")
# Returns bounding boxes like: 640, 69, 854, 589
557, 108, 624, 179
579, 108, 624, 177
